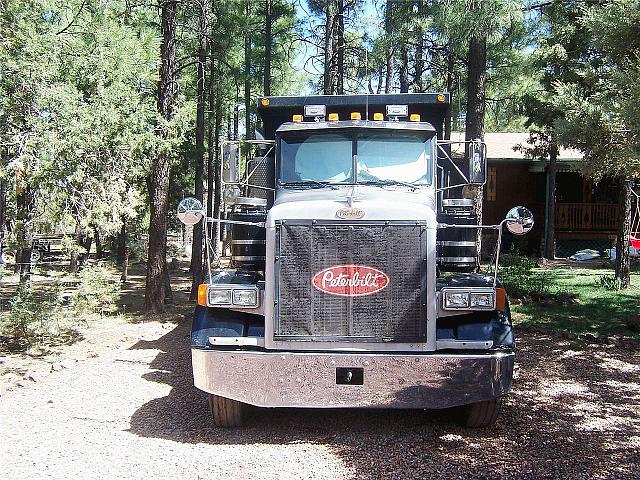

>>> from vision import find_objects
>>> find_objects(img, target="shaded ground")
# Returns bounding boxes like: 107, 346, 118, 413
1, 314, 639, 479
1, 262, 639, 479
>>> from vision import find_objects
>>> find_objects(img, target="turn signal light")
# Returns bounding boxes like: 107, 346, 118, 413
373, 113, 384, 121
328, 113, 339, 121
197, 284, 208, 306
496, 288, 506, 310
437, 94, 446, 102
260, 98, 269, 106
292, 114, 303, 122
350, 112, 361, 120
410, 114, 421, 122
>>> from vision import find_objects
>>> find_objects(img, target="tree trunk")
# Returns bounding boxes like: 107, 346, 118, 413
206, 18, 217, 269
615, 178, 632, 288
244, 0, 252, 140
444, 50, 454, 140
263, 0, 272, 96
117, 220, 125, 265
145, 0, 177, 313
336, 0, 345, 94
93, 227, 102, 259
413, 28, 425, 92
0, 179, 6, 241
465, 36, 487, 271
399, 46, 409, 93
323, 1, 336, 95
119, 221, 129, 282
213, 85, 223, 255
383, 2, 394, 94
544, 138, 558, 259
190, 0, 207, 301
14, 162, 32, 280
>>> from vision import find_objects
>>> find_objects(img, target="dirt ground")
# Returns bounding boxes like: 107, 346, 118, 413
1, 265, 639, 479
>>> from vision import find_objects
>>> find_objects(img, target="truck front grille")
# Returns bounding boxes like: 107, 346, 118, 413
275, 221, 427, 342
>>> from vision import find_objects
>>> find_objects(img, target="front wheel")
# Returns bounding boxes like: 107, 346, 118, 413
208, 394, 246, 427
461, 397, 502, 428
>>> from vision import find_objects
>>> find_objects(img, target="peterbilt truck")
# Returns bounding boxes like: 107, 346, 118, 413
178, 93, 533, 428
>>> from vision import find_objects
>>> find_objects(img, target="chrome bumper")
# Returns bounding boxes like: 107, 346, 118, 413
192, 348, 514, 409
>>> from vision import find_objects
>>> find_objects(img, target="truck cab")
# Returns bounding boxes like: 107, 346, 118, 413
182, 93, 533, 428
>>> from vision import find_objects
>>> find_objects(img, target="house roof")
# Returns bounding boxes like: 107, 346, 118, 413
448, 132, 583, 161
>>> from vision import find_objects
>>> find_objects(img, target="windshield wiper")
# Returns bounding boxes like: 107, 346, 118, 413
360, 179, 417, 191
280, 180, 339, 190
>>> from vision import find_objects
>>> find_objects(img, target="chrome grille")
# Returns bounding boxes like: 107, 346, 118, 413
275, 221, 427, 342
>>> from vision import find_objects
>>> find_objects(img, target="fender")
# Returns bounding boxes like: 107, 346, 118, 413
436, 273, 514, 349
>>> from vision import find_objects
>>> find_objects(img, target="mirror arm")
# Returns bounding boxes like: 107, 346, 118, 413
224, 182, 275, 192
205, 217, 266, 228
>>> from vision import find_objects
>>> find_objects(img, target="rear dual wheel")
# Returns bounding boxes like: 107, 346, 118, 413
208, 394, 246, 427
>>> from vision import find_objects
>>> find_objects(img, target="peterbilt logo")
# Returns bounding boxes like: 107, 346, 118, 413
336, 207, 365, 220
312, 265, 389, 297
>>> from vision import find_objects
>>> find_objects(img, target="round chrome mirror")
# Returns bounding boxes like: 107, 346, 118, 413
177, 197, 204, 226
505, 206, 534, 235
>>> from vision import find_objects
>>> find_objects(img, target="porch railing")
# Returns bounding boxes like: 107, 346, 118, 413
556, 203, 618, 231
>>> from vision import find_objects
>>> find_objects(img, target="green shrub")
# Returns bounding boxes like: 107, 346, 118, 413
74, 263, 119, 315
3, 281, 52, 343
499, 247, 538, 298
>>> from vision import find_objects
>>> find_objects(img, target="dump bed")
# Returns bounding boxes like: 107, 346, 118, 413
257, 93, 449, 140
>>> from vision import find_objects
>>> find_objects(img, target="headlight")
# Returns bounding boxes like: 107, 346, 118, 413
444, 291, 470, 309
470, 292, 495, 308
205, 285, 260, 308
208, 288, 232, 305
442, 289, 496, 310
232, 288, 258, 307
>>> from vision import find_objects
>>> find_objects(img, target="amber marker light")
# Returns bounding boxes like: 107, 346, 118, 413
292, 114, 303, 122
260, 98, 269, 106
373, 112, 384, 121
437, 94, 445, 102
328, 113, 339, 121
495, 288, 506, 311
197, 284, 208, 306
410, 114, 421, 122
350, 112, 361, 120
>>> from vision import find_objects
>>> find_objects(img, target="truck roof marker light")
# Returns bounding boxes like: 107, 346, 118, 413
292, 114, 303, 122
328, 113, 339, 121
350, 112, 361, 120
373, 113, 384, 121
410, 114, 421, 122
437, 94, 446, 102
197, 284, 208, 307
260, 98, 269, 106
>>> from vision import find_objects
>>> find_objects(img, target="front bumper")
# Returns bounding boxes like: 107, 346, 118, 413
192, 348, 514, 409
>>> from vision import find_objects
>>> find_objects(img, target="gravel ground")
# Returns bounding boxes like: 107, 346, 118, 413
1, 317, 639, 480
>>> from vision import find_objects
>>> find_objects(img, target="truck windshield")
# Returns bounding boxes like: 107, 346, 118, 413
279, 130, 433, 186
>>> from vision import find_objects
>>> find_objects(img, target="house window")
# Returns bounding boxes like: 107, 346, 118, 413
487, 166, 497, 201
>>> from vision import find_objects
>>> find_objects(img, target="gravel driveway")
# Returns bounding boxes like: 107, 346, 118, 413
1, 317, 639, 480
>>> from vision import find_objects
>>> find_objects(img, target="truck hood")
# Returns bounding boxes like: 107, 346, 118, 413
267, 185, 437, 227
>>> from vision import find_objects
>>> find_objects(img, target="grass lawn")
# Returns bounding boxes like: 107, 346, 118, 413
510, 265, 640, 340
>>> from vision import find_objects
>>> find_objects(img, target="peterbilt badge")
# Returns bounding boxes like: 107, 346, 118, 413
312, 265, 389, 297
336, 207, 365, 219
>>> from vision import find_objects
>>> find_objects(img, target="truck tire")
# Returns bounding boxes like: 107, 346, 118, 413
208, 394, 245, 427
462, 397, 502, 428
